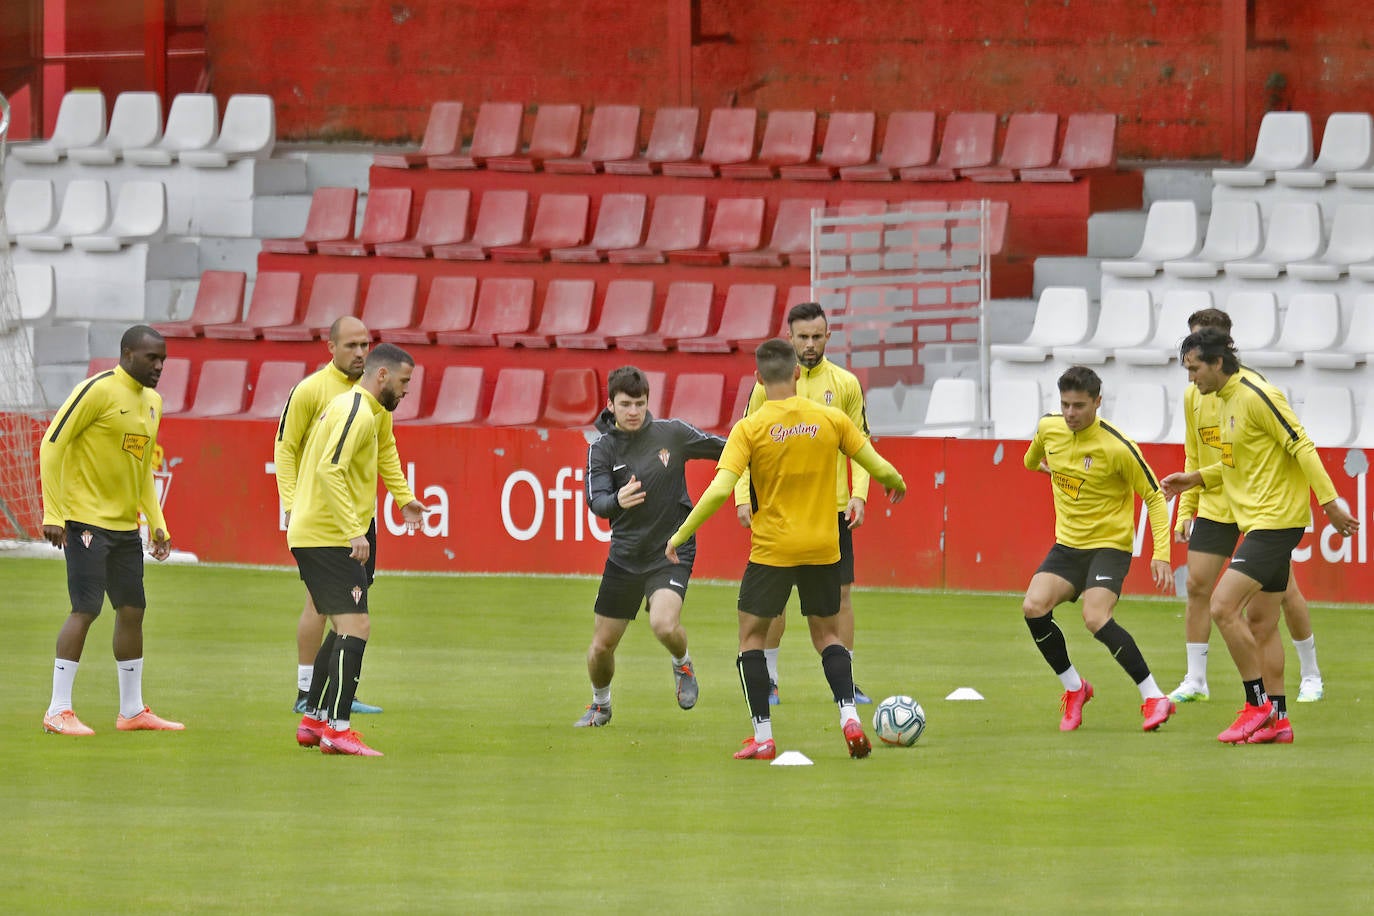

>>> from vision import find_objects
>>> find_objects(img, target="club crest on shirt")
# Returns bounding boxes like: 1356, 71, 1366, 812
824, 389, 835, 406
80, 529, 93, 548
1082, 456, 1093, 471
658, 448, 671, 467
351, 585, 364, 604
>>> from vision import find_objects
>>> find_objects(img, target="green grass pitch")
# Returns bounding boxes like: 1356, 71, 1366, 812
2, 556, 1372, 913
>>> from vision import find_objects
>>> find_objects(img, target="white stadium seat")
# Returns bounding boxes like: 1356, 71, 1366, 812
1162, 200, 1263, 278
1289, 203, 1374, 281
125, 93, 217, 166
1277, 112, 1373, 188
68, 91, 163, 165
1053, 288, 1153, 364
71, 181, 167, 251
1299, 385, 1356, 447
990, 287, 1091, 362
1305, 294, 1374, 370
1225, 200, 1323, 280
15, 179, 110, 250
1212, 111, 1312, 187
180, 94, 276, 167
1100, 200, 1200, 278
11, 90, 106, 164
4, 178, 56, 238
1115, 289, 1213, 365
1245, 293, 1340, 368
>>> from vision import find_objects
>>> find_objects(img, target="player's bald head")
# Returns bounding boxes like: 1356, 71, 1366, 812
329, 315, 368, 343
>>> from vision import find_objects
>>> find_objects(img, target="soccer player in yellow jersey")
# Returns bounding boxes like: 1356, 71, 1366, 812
39, 325, 183, 736
667, 339, 906, 761
734, 301, 874, 705
290, 343, 416, 757
1170, 309, 1324, 707
275, 316, 425, 715
1162, 328, 1357, 745
1022, 366, 1176, 734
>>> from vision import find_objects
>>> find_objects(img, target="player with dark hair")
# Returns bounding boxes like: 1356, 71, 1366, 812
1162, 329, 1356, 744
667, 339, 907, 760
1021, 365, 1176, 733
39, 324, 183, 735
275, 315, 426, 715
575, 366, 727, 727
291, 343, 417, 756
734, 301, 876, 705
1170, 308, 1324, 704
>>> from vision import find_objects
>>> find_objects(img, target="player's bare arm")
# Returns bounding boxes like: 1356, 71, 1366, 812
1323, 498, 1359, 538
400, 499, 429, 532
43, 524, 66, 549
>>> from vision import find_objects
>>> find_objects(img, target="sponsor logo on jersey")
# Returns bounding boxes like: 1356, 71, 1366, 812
658, 448, 670, 467
122, 433, 150, 460
1052, 471, 1085, 500
769, 422, 820, 443
1221, 442, 1235, 467
1200, 425, 1221, 448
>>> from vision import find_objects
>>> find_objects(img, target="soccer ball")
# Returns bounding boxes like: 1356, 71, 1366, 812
872, 695, 926, 747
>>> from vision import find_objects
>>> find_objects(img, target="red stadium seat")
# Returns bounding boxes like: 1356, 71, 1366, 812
604, 106, 699, 176
86, 357, 119, 376
678, 283, 777, 353
545, 105, 641, 174
555, 278, 655, 349
490, 193, 589, 262
662, 108, 757, 178
729, 198, 823, 268
962, 112, 1058, 181
486, 367, 545, 426
153, 270, 246, 337
428, 101, 523, 169
374, 189, 471, 258
373, 101, 463, 168
728, 374, 756, 425
720, 110, 815, 179
642, 370, 667, 418
1020, 112, 1117, 181
551, 193, 646, 263
406, 365, 485, 426
780, 111, 876, 180
389, 363, 425, 423
203, 271, 301, 340
358, 273, 419, 337
608, 194, 706, 265
497, 278, 595, 347
241, 360, 307, 420
618, 281, 714, 351
261, 272, 361, 342
667, 197, 766, 266
487, 103, 580, 172
667, 372, 726, 431
840, 111, 936, 181
433, 189, 529, 260
156, 357, 192, 414
434, 276, 535, 346
901, 112, 997, 181
261, 187, 357, 254
380, 276, 477, 345
316, 187, 413, 256
181, 359, 249, 418
541, 368, 600, 427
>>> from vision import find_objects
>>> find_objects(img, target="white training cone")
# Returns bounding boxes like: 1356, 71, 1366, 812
945, 687, 984, 701
770, 751, 814, 766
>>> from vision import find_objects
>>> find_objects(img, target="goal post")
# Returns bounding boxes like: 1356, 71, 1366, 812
0, 90, 50, 540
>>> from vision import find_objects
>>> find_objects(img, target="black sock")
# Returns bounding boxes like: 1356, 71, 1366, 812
736, 650, 771, 724
327, 635, 367, 724
1092, 618, 1151, 684
820, 643, 855, 704
1271, 694, 1287, 720
1025, 612, 1072, 674
1244, 678, 1267, 707
306, 630, 337, 713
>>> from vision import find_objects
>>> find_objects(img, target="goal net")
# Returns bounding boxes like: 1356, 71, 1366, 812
0, 91, 48, 540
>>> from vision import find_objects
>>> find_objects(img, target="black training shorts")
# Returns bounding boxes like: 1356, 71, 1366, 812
738, 561, 843, 619
1036, 544, 1132, 600
63, 522, 146, 615
837, 511, 856, 586
1230, 528, 1303, 593
292, 546, 370, 615
1188, 516, 1242, 558
593, 558, 692, 620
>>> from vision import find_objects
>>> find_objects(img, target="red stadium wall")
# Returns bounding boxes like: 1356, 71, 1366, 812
204, 0, 1374, 160
102, 418, 1369, 604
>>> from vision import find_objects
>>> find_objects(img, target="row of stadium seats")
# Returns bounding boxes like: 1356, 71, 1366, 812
7, 178, 167, 250
373, 100, 1117, 183
153, 268, 806, 352
261, 186, 1007, 265
90, 356, 752, 432
12, 90, 276, 168
1212, 111, 1374, 189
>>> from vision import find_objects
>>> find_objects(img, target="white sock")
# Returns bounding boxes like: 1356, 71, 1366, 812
1185, 642, 1209, 685
752, 717, 773, 743
670, 652, 690, 668
297, 664, 313, 692
764, 647, 780, 683
1058, 666, 1083, 692
592, 686, 611, 706
117, 658, 145, 718
1292, 635, 1320, 681
47, 659, 80, 717
839, 702, 859, 726
1137, 674, 1165, 700
330, 717, 350, 732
